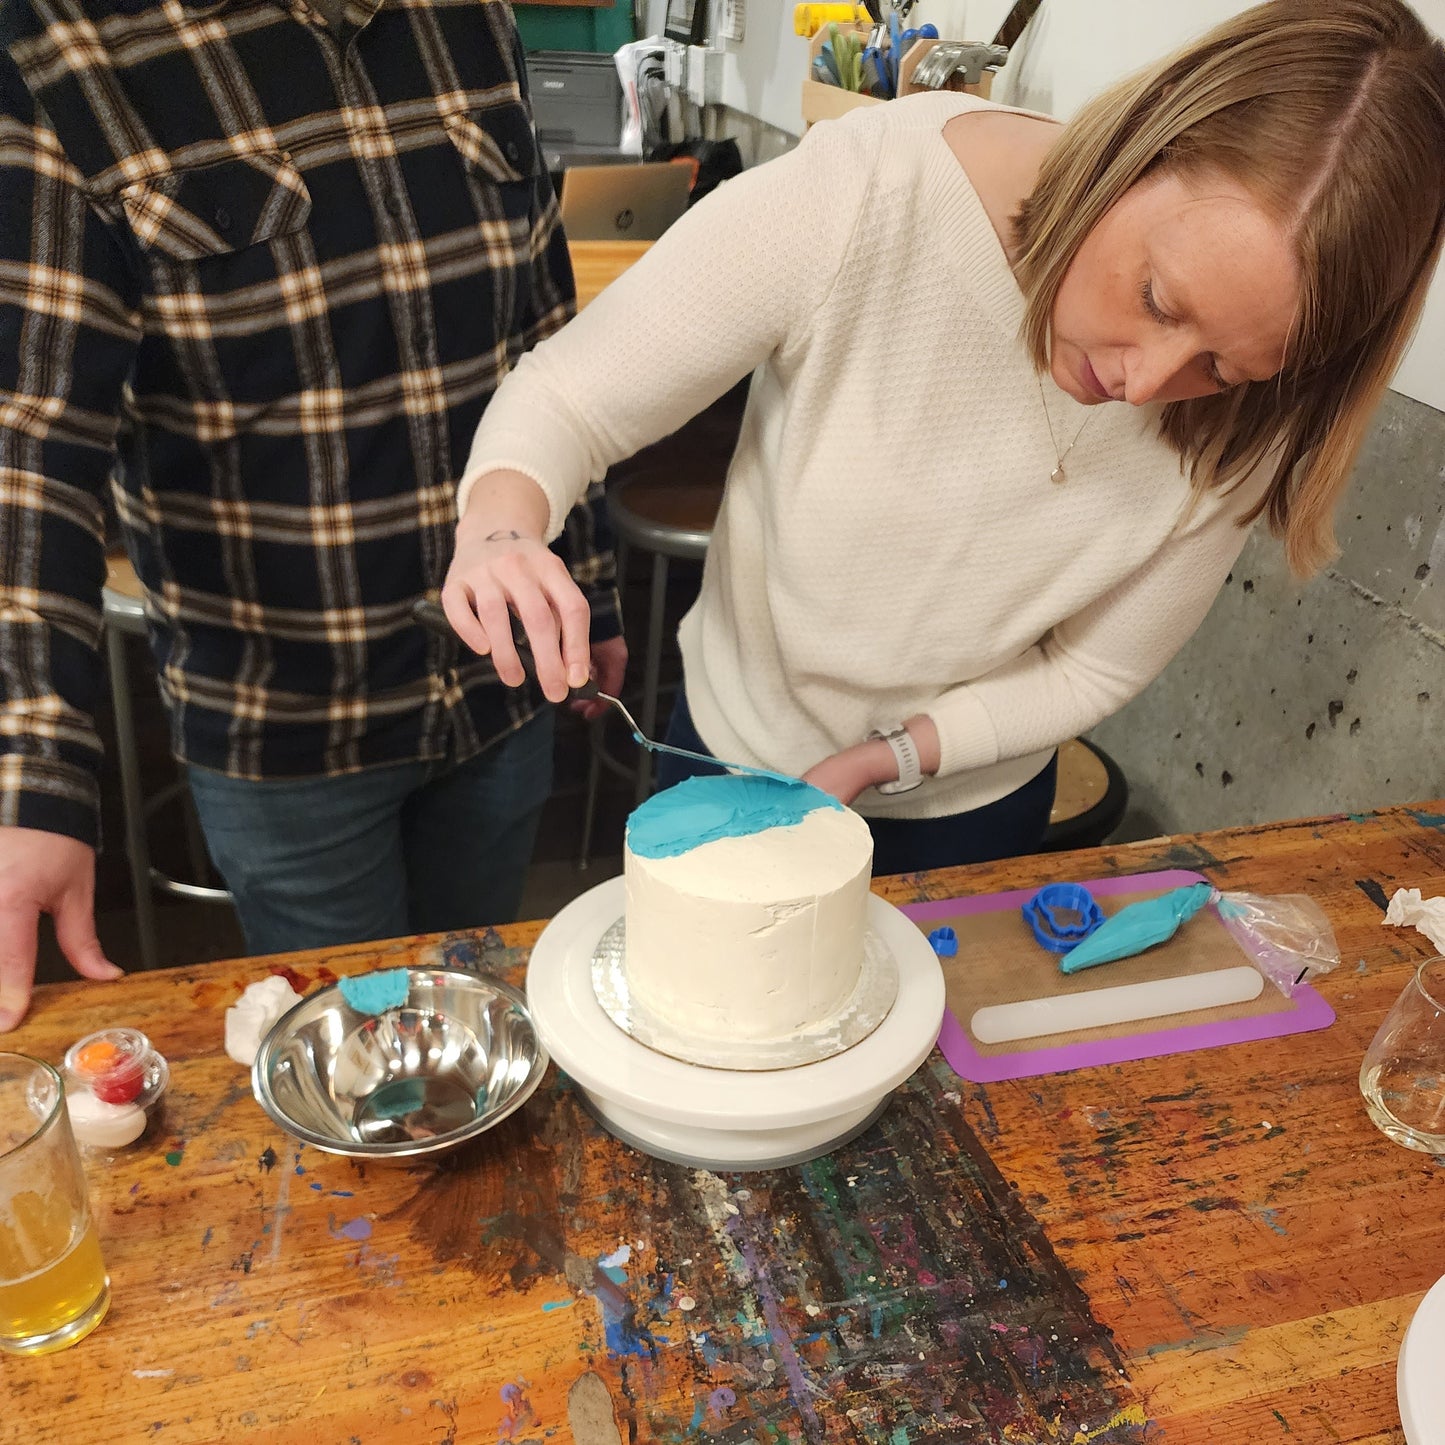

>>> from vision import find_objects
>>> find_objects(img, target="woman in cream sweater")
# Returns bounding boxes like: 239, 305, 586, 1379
444, 0, 1445, 873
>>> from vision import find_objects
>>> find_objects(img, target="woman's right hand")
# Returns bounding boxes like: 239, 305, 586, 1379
442, 469, 593, 704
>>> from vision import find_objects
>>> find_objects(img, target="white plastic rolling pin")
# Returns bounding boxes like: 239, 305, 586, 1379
970, 965, 1265, 1044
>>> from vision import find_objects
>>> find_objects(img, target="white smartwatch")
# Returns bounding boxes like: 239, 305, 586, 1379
868, 723, 923, 796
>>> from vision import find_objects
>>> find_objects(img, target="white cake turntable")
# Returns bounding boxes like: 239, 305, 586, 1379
526, 877, 946, 1170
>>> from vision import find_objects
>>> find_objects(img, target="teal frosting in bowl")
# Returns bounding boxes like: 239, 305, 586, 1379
626, 774, 841, 860
338, 968, 410, 1015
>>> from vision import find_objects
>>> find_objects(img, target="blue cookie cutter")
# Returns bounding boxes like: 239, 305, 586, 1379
927, 926, 958, 958
1022, 883, 1104, 954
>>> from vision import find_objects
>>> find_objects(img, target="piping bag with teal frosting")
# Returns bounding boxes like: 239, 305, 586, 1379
1058, 883, 1215, 974
413, 599, 803, 787
1050, 880, 1341, 996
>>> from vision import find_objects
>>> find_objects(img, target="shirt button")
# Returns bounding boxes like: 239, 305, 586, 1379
214, 206, 231, 232
504, 141, 521, 165
383, 191, 403, 218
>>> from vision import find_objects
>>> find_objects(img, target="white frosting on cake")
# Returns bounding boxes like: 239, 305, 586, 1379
624, 801, 874, 1043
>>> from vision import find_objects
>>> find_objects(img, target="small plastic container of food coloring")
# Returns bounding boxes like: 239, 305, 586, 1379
62, 1028, 169, 1151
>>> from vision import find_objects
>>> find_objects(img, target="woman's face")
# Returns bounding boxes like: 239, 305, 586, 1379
1048, 167, 1300, 406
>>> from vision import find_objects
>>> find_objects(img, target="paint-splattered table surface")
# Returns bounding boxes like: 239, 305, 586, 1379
6, 801, 1443, 1445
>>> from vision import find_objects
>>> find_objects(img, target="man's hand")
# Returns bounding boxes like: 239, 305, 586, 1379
0, 827, 122, 1032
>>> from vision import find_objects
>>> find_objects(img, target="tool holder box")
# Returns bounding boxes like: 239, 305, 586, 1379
801, 25, 996, 128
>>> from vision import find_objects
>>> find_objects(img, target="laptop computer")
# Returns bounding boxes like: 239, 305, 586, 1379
558, 162, 693, 242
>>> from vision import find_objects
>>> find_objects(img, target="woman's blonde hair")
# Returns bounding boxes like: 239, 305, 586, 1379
1013, 0, 1445, 575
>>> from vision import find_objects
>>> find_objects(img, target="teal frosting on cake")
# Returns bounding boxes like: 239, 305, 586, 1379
626, 774, 841, 860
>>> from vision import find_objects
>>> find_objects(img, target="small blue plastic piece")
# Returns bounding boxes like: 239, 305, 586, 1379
927, 926, 958, 958
1022, 883, 1105, 954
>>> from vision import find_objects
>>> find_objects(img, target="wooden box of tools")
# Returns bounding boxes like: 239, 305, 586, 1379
800, 25, 996, 128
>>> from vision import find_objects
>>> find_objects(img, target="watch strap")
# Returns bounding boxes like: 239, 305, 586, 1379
869, 724, 923, 795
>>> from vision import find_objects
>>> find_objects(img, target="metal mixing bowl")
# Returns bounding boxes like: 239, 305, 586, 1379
252, 968, 548, 1162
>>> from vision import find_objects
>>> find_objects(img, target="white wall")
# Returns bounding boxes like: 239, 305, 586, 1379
712, 0, 1445, 411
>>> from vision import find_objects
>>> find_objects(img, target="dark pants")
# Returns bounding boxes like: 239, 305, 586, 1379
187, 709, 554, 955
655, 691, 1056, 876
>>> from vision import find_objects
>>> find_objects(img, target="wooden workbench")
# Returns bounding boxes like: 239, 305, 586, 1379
567, 239, 651, 311
4, 802, 1443, 1444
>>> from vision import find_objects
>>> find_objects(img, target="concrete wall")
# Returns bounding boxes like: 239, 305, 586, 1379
1090, 390, 1444, 837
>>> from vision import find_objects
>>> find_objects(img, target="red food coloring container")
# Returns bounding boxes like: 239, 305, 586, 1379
64, 1028, 166, 1110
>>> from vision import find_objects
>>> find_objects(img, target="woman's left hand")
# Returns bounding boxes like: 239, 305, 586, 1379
802, 739, 898, 806
802, 717, 941, 805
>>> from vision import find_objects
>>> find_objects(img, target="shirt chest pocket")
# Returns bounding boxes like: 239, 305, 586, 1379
443, 102, 540, 221
116, 153, 311, 262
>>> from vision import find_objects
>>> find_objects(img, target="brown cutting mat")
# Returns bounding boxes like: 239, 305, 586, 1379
900, 869, 1335, 1082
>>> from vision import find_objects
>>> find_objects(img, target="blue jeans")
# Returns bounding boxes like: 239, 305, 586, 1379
655, 691, 1056, 876
186, 710, 554, 956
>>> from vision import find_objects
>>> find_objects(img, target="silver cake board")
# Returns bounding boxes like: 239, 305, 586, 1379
589, 917, 900, 1071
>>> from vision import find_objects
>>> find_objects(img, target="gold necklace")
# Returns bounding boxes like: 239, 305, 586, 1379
1037, 374, 1096, 485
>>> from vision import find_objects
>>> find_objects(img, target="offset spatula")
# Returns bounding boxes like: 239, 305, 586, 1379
412, 599, 802, 786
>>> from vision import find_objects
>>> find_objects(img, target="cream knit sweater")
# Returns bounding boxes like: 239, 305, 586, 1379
459, 93, 1269, 819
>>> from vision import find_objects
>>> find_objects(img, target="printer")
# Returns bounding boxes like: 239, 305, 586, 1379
526, 51, 626, 170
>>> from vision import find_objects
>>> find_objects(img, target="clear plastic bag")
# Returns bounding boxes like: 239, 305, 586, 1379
1213, 890, 1340, 996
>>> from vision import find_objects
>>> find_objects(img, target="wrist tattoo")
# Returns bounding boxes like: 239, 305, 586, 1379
485, 529, 523, 542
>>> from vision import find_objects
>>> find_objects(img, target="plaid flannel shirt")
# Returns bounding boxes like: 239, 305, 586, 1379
0, 0, 618, 848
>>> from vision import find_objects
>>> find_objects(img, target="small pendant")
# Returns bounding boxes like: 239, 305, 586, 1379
1050, 463, 1067, 485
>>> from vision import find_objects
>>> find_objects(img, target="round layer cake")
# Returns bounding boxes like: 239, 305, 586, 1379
623, 774, 874, 1043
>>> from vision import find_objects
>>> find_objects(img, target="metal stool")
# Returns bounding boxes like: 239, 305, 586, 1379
577, 473, 723, 867
103, 554, 233, 971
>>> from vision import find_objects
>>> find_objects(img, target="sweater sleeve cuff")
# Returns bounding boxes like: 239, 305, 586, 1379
456, 421, 599, 542
454, 456, 574, 540
927, 686, 1002, 778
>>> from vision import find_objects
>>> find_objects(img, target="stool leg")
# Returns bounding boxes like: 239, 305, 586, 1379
577, 715, 603, 871
637, 551, 669, 804
106, 626, 160, 973
578, 531, 628, 867
177, 774, 212, 887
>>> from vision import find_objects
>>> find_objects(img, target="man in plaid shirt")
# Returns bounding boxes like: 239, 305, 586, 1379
0, 0, 625, 1029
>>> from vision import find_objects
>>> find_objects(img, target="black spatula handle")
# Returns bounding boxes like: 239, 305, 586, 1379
411, 598, 599, 701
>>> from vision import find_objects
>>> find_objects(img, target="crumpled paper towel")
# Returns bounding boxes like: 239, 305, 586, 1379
1383, 888, 1445, 954
225, 974, 303, 1066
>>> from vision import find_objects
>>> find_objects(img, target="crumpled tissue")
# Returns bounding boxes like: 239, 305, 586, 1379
225, 974, 303, 1066
1384, 888, 1445, 953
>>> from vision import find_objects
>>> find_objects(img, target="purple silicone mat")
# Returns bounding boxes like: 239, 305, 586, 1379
902, 868, 1336, 1083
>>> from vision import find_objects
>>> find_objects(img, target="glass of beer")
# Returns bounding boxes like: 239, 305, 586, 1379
0, 1053, 111, 1355
1360, 957, 1445, 1154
